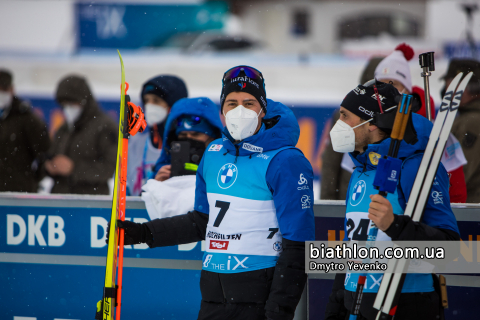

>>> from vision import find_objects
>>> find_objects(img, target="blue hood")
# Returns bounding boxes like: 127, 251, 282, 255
349, 113, 433, 169
153, 97, 223, 171
222, 99, 300, 156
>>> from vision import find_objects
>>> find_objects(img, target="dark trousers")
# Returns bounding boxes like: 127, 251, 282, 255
197, 301, 266, 320
344, 290, 440, 320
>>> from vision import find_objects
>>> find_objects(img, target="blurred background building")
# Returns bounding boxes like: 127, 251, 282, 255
1, 0, 479, 197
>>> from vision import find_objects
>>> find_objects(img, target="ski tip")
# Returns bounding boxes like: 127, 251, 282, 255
461, 72, 474, 85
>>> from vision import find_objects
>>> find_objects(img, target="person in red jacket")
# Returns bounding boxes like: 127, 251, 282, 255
374, 43, 467, 203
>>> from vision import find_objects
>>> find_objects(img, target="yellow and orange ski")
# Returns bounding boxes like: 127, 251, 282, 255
96, 50, 146, 320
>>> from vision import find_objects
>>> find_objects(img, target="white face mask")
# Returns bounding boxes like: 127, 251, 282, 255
224, 105, 262, 141
145, 103, 168, 126
63, 104, 83, 127
0, 91, 12, 109
329, 119, 368, 153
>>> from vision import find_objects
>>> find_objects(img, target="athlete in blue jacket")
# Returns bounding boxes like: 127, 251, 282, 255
113, 66, 315, 320
325, 82, 460, 320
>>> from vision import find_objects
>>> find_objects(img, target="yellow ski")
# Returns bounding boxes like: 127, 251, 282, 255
96, 50, 146, 320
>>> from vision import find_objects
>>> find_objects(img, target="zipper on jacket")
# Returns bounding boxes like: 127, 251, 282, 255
218, 274, 227, 304
234, 145, 239, 163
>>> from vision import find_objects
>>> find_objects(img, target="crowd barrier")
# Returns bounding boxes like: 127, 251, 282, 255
1, 193, 478, 320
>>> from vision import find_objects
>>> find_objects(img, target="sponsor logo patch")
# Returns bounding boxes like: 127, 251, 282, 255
242, 143, 263, 153
369, 152, 381, 165
297, 173, 309, 190
350, 180, 366, 206
208, 144, 223, 152
207, 231, 242, 240
432, 191, 443, 204
209, 240, 229, 250
217, 163, 238, 189
273, 241, 283, 252
301, 195, 311, 209
257, 153, 269, 160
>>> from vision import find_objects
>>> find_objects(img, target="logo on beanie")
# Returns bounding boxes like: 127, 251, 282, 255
371, 94, 386, 104
359, 106, 374, 117
381, 68, 389, 75
353, 87, 366, 95
230, 76, 260, 89
238, 82, 246, 89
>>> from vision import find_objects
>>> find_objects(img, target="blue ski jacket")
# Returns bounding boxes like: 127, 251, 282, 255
194, 99, 315, 243
346, 113, 459, 237
343, 112, 460, 294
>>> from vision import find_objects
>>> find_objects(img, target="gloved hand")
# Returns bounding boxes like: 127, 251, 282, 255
105, 220, 153, 245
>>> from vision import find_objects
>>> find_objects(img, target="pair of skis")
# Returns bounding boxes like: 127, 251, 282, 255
372, 71, 473, 319
95, 50, 146, 320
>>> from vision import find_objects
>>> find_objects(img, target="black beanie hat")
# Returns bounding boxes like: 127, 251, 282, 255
342, 81, 400, 121
220, 67, 267, 112
141, 75, 188, 108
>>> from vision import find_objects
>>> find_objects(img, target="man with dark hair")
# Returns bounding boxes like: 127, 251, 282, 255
443, 59, 480, 202
0, 69, 50, 192
45, 74, 117, 195
326, 82, 459, 320
110, 66, 314, 319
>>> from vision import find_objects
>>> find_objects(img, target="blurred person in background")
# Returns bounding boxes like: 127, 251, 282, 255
152, 97, 223, 182
321, 57, 383, 201
126, 75, 188, 195
0, 69, 50, 192
444, 59, 480, 203
45, 75, 117, 195
375, 44, 467, 203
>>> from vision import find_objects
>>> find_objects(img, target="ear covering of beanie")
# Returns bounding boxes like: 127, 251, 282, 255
375, 43, 414, 93
341, 81, 400, 121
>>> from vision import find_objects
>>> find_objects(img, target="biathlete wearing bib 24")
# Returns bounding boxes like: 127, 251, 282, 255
344, 113, 459, 294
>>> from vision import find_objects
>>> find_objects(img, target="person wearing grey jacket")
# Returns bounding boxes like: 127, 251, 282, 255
46, 75, 117, 195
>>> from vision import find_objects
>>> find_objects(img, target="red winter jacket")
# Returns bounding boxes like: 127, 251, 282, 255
411, 86, 467, 203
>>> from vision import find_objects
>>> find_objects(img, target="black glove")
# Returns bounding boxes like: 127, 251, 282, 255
105, 220, 153, 246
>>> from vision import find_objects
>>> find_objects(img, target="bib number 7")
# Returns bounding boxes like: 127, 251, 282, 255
213, 201, 230, 227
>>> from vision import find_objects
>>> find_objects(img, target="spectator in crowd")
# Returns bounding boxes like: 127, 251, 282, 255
0, 69, 50, 192
375, 44, 467, 203
126, 75, 188, 195
445, 59, 480, 203
321, 57, 383, 200
152, 97, 223, 182
45, 75, 117, 195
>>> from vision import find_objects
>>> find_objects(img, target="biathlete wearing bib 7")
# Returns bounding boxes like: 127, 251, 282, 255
193, 99, 315, 273
343, 113, 460, 293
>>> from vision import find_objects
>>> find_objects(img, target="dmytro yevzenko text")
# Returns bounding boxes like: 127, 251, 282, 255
309, 243, 445, 260
309, 261, 387, 273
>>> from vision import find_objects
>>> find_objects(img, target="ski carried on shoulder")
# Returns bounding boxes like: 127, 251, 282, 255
95, 50, 146, 320
372, 71, 473, 320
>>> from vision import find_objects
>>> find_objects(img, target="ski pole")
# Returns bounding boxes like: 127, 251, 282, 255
348, 94, 413, 320
419, 52, 435, 121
